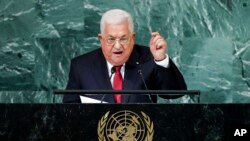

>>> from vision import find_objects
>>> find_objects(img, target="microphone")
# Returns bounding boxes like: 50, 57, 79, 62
100, 66, 116, 103
136, 61, 154, 103
110, 67, 116, 79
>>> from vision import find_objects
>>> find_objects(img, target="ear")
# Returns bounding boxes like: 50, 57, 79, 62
131, 32, 136, 41
98, 34, 102, 41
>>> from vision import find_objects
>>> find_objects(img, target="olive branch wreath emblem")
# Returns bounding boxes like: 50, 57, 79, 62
97, 111, 154, 141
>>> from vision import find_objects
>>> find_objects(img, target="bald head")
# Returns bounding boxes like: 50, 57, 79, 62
100, 9, 134, 33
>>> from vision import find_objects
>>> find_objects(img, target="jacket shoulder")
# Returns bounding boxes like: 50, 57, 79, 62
132, 44, 154, 63
71, 48, 102, 65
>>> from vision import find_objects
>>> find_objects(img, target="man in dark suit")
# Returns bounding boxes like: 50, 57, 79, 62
63, 9, 187, 103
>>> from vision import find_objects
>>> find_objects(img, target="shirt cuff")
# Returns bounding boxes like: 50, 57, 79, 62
154, 54, 170, 68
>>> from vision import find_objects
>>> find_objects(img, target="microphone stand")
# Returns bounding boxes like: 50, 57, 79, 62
136, 61, 154, 103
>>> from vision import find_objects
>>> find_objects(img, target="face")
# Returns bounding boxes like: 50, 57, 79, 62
99, 22, 135, 66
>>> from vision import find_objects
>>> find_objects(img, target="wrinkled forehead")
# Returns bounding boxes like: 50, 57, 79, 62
103, 23, 131, 36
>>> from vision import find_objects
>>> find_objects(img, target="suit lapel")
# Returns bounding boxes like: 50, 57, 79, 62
91, 50, 112, 89
91, 49, 114, 103
122, 64, 139, 103
122, 46, 141, 103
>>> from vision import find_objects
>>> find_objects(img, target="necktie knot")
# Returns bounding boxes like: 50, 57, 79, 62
114, 66, 122, 73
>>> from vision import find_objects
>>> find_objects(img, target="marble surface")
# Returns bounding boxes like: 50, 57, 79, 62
0, 0, 250, 103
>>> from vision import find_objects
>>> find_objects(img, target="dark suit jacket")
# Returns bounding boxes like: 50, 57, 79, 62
63, 44, 187, 103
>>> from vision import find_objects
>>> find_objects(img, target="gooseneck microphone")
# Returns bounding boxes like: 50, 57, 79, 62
136, 62, 154, 103
109, 66, 116, 79
100, 66, 116, 103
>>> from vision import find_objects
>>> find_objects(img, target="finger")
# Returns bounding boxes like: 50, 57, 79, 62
151, 32, 159, 37
150, 32, 159, 45
156, 40, 165, 49
153, 35, 163, 43
152, 35, 164, 47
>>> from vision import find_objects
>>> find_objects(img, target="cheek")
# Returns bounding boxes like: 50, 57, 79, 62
101, 46, 111, 57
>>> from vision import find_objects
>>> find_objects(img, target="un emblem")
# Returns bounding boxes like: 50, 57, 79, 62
97, 110, 154, 141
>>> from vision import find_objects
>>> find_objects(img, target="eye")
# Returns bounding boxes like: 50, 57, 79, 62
107, 37, 116, 44
120, 37, 129, 43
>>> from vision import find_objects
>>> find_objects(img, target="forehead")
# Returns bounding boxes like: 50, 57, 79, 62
103, 23, 130, 36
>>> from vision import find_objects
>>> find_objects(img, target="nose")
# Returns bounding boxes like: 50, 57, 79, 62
114, 39, 122, 49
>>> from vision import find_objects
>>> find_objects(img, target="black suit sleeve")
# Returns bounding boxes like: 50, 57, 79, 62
66, 59, 80, 89
153, 58, 187, 99
63, 59, 81, 103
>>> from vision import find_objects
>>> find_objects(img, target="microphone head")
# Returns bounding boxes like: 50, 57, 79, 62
111, 66, 116, 74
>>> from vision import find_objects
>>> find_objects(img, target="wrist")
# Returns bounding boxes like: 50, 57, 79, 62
154, 55, 166, 62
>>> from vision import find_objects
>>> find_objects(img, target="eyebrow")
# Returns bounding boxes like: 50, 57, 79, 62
107, 35, 128, 38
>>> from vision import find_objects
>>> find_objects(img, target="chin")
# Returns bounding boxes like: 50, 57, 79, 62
113, 62, 124, 66
112, 60, 125, 66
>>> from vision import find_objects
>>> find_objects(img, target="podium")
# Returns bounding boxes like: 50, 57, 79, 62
0, 104, 250, 140
1, 90, 249, 140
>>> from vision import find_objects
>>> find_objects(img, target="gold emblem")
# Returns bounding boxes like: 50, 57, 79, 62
97, 110, 154, 141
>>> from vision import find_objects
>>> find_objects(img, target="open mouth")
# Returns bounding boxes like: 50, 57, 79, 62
113, 51, 123, 54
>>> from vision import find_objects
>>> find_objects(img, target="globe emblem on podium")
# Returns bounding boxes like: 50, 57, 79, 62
98, 110, 154, 141
106, 110, 146, 141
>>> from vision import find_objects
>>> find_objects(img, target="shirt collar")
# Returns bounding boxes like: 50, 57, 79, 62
106, 61, 125, 76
